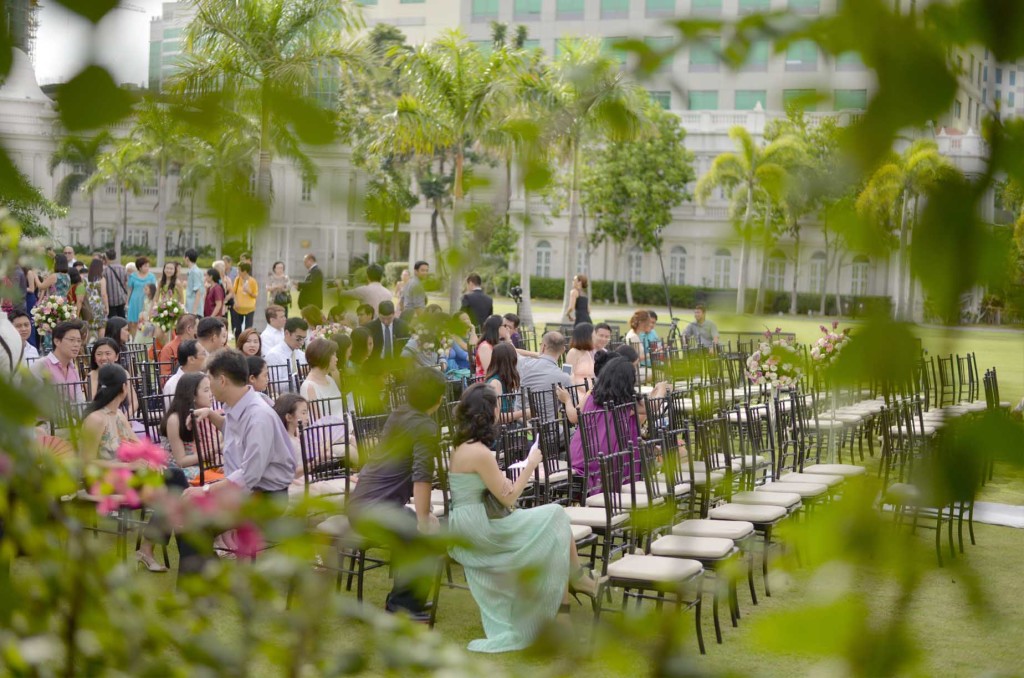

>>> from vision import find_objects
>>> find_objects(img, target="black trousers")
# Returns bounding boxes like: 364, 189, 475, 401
350, 504, 431, 614
109, 304, 126, 319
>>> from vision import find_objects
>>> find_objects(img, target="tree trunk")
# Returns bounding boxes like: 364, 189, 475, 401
88, 194, 95, 251
612, 241, 620, 305
155, 164, 168, 269
252, 97, 273, 331
390, 219, 401, 260
114, 188, 124, 260
905, 195, 920, 320
753, 210, 772, 315
518, 191, 534, 327
820, 217, 830, 315
790, 222, 801, 315
735, 185, 755, 314
448, 150, 466, 312
561, 140, 581, 322
429, 205, 444, 270
894, 190, 909, 320
833, 252, 843, 316
625, 241, 634, 307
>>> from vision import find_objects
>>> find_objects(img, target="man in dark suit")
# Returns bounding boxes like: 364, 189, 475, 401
295, 253, 323, 310
366, 300, 409, 364
460, 273, 493, 328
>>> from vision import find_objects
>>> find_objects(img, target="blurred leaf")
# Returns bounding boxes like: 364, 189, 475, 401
55, 66, 134, 131
54, 0, 119, 23
751, 595, 867, 658
269, 90, 337, 146
932, 0, 1024, 64
830, 316, 918, 386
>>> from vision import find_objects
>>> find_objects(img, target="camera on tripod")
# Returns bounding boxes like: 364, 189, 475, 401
509, 285, 523, 304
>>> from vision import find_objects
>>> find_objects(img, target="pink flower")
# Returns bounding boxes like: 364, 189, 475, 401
234, 522, 265, 560
116, 437, 168, 468
0, 453, 10, 477
122, 488, 141, 508
832, 320, 839, 330
820, 325, 828, 333
96, 495, 119, 515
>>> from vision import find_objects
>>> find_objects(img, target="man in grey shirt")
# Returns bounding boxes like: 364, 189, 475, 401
518, 331, 572, 421
103, 249, 128, 318
400, 260, 429, 313
683, 303, 719, 349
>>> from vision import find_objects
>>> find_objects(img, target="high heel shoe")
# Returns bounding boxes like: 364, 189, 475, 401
136, 550, 168, 573
569, 566, 605, 608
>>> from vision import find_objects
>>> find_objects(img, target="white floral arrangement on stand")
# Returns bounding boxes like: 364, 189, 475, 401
745, 327, 803, 390
31, 295, 76, 335
152, 297, 185, 334
810, 320, 850, 367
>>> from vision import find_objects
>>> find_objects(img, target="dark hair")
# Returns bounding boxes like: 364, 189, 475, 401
8, 309, 30, 323
144, 283, 157, 300
629, 310, 651, 331
265, 305, 285, 322
272, 261, 285, 273
350, 327, 371, 364
406, 366, 446, 412
159, 372, 208, 443
240, 252, 251, 261
301, 306, 324, 327
236, 328, 261, 353
206, 348, 249, 386
466, 273, 482, 286
695, 303, 706, 311
485, 341, 520, 392
595, 322, 612, 333
305, 338, 338, 370
54, 254, 69, 274
333, 333, 352, 362
648, 310, 658, 322
593, 350, 618, 377
104, 317, 128, 348
87, 258, 104, 283
175, 313, 197, 336
180, 339, 203, 367
273, 393, 308, 432
503, 313, 519, 328
247, 355, 267, 381
196, 316, 224, 340
615, 344, 639, 364
453, 383, 497, 447
239, 262, 252, 274
185, 248, 198, 263
367, 264, 384, 282
285, 317, 309, 334
135, 256, 149, 270
85, 363, 129, 415
206, 268, 221, 284
481, 315, 503, 345
414, 260, 428, 272
356, 303, 374, 318
159, 261, 179, 293
304, 253, 317, 263
570, 322, 594, 351
592, 356, 637, 406
105, 249, 117, 262
88, 337, 120, 370
68, 267, 82, 287
378, 300, 395, 316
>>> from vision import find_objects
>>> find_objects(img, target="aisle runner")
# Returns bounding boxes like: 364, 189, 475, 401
972, 502, 1024, 529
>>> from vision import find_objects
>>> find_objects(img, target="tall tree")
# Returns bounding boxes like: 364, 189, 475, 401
695, 126, 803, 314
582, 104, 695, 306
173, 0, 365, 327
48, 132, 110, 249
84, 141, 152, 258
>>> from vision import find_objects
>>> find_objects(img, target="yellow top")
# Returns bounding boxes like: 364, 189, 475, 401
232, 275, 258, 314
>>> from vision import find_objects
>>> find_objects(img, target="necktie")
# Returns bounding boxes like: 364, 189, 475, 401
384, 324, 393, 359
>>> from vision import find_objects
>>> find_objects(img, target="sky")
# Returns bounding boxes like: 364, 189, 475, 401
33, 0, 166, 87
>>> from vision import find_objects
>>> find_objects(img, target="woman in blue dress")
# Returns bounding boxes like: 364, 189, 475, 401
52, 254, 71, 300
126, 256, 156, 333
447, 384, 600, 653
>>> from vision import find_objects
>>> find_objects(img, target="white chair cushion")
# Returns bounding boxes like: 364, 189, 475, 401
671, 519, 754, 540
586, 493, 665, 509
758, 481, 828, 498
690, 470, 726, 486
571, 524, 593, 542
731, 490, 801, 509
564, 506, 629, 528
779, 472, 844, 487
803, 463, 866, 477
651, 535, 735, 560
709, 503, 787, 524
315, 514, 350, 537
405, 502, 446, 517
607, 554, 703, 583
629, 481, 691, 496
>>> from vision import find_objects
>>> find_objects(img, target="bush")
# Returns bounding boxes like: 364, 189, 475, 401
384, 262, 407, 286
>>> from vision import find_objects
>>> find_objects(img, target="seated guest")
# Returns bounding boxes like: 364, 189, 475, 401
81, 363, 188, 572
518, 331, 573, 422
623, 310, 651, 362
88, 338, 137, 416
246, 355, 273, 405
593, 323, 613, 354
260, 305, 286, 355
163, 339, 208, 397
447, 384, 600, 652
104, 317, 130, 352
178, 349, 297, 577
349, 327, 373, 369
299, 338, 342, 412
614, 344, 640, 370
485, 342, 528, 424
196, 316, 227, 356
32, 320, 86, 402
8, 310, 38, 361
236, 328, 262, 357
158, 314, 198, 376
643, 310, 660, 352
367, 300, 409, 364
274, 393, 310, 489
446, 312, 474, 378
565, 322, 595, 384
474, 315, 506, 377
503, 313, 522, 348
264, 317, 308, 370
356, 304, 374, 327
160, 372, 214, 483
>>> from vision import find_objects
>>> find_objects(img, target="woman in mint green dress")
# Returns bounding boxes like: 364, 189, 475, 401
447, 384, 600, 653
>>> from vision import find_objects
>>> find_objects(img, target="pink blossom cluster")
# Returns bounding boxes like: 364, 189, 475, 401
810, 320, 850, 366
116, 438, 169, 468
745, 329, 802, 388
31, 295, 75, 333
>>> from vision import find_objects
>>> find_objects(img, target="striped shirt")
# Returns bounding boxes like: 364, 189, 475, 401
104, 263, 128, 307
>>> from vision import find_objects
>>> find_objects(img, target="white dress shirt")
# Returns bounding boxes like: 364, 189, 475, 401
260, 325, 285, 356
264, 340, 307, 369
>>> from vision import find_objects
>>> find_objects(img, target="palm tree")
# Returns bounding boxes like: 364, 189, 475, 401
378, 29, 512, 311
695, 126, 804, 314
48, 132, 111, 249
539, 39, 648, 321
84, 141, 152, 259
172, 0, 365, 325
856, 139, 949, 319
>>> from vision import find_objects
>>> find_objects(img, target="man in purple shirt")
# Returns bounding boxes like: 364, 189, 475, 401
178, 349, 296, 576
31, 320, 85, 403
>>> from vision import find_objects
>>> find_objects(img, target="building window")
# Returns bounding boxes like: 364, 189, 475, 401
689, 39, 720, 72
808, 251, 826, 294
576, 241, 590, 276
713, 249, 732, 289
783, 89, 817, 112
735, 89, 767, 110
555, 38, 572, 57
557, 0, 585, 19
472, 40, 493, 55
522, 39, 541, 51
995, 89, 1002, 103
954, 99, 962, 118
602, 37, 627, 65
738, 0, 770, 13
669, 246, 687, 285
835, 89, 867, 110
835, 51, 864, 71
691, 0, 721, 15
514, 0, 541, 21
1009, 91, 1016, 108
601, 0, 629, 19
983, 65, 988, 82
1011, 71, 1017, 86
789, 0, 819, 12
628, 247, 643, 282
301, 176, 314, 203
688, 90, 719, 110
785, 40, 818, 71
535, 240, 552, 278
644, 36, 675, 72
471, 0, 499, 22
741, 39, 770, 72
766, 250, 786, 291
646, 0, 675, 18
850, 256, 869, 296
649, 90, 672, 109
995, 67, 1002, 84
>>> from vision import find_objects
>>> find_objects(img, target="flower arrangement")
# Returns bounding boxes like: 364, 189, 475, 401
152, 297, 185, 334
31, 294, 76, 334
810, 321, 851, 367
745, 327, 803, 389
87, 438, 168, 514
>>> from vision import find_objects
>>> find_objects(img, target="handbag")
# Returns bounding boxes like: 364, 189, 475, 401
482, 488, 512, 520
273, 291, 290, 306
